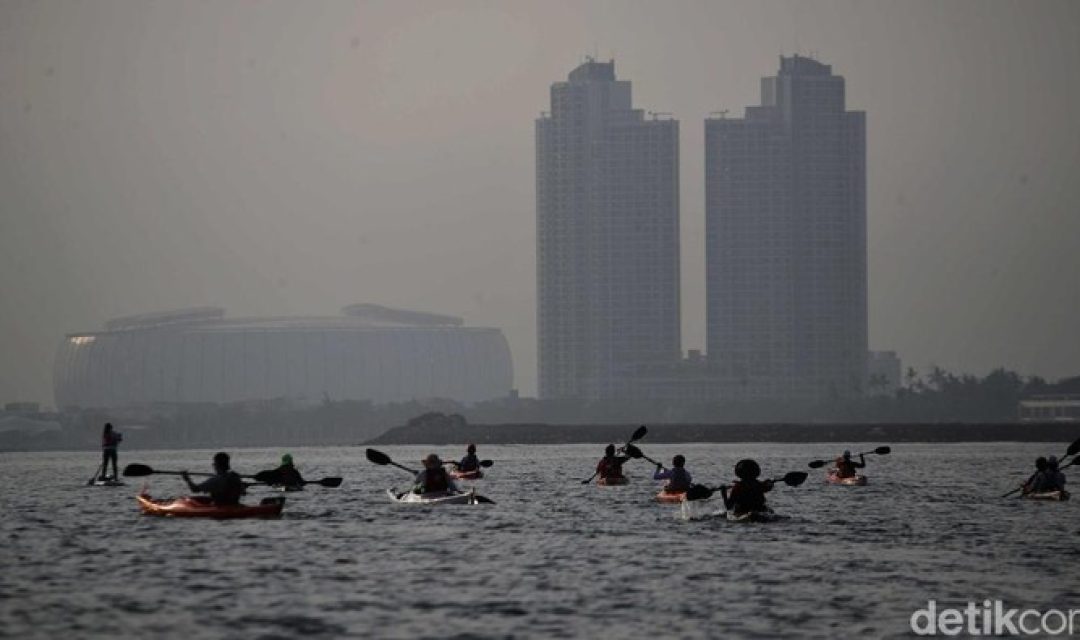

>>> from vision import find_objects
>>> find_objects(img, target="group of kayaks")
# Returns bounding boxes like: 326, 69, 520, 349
97, 429, 1075, 520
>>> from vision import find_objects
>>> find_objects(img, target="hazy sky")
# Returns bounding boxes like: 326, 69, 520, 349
2, 0, 1079, 404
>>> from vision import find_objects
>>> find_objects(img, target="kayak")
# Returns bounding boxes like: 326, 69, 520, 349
450, 468, 483, 480
92, 479, 126, 487
271, 484, 304, 492
655, 489, 687, 503
386, 489, 483, 505
826, 469, 868, 486
597, 476, 629, 486
723, 509, 783, 523
137, 494, 285, 518
1024, 490, 1070, 501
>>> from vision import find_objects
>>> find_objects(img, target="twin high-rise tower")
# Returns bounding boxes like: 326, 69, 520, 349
536, 56, 867, 403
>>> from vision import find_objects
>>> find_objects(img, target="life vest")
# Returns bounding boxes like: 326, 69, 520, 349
666, 468, 692, 492
102, 432, 121, 450
458, 454, 479, 472
729, 480, 768, 513
423, 467, 449, 493
834, 457, 856, 478
597, 456, 624, 479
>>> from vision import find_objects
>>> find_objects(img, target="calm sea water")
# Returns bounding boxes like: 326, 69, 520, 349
0, 443, 1076, 639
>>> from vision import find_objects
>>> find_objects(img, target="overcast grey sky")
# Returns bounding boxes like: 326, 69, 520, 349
1, 0, 1078, 404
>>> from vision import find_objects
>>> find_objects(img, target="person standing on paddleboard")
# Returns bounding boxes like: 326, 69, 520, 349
181, 452, 246, 506
596, 444, 630, 481
457, 444, 480, 473
833, 450, 865, 479
100, 423, 122, 481
653, 455, 692, 492
413, 454, 458, 495
720, 459, 773, 515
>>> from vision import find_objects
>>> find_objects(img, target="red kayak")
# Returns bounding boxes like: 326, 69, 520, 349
826, 469, 868, 486
655, 489, 686, 503
597, 476, 629, 486
450, 468, 484, 480
137, 493, 285, 518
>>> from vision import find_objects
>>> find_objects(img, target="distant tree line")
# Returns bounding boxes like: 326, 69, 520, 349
2, 367, 1075, 452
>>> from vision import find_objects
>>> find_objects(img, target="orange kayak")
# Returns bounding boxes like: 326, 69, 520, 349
826, 469, 868, 486
597, 476, 628, 486
655, 489, 686, 503
137, 493, 285, 518
451, 468, 483, 480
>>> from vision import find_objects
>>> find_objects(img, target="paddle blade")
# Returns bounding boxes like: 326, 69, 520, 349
479, 460, 494, 468
685, 484, 715, 502
629, 425, 647, 443
473, 495, 496, 504
624, 443, 644, 459
253, 470, 279, 483
874, 446, 892, 456
782, 472, 809, 487
1065, 438, 1080, 457
123, 463, 154, 477
365, 448, 392, 466
317, 477, 343, 488
808, 460, 828, 469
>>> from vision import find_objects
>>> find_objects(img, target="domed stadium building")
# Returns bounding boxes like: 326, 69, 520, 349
53, 305, 513, 410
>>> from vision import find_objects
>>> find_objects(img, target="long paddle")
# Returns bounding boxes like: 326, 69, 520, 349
1000, 437, 1080, 498
87, 461, 104, 486
365, 448, 494, 504
445, 459, 495, 469
251, 470, 343, 488
581, 425, 647, 485
623, 443, 661, 467
808, 446, 891, 469
123, 463, 262, 480
685, 471, 809, 502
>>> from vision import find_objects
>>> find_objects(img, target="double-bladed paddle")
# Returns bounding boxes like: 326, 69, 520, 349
251, 470, 343, 488
623, 443, 661, 467
365, 448, 495, 503
808, 446, 891, 469
581, 425, 648, 485
445, 459, 495, 469
684, 471, 809, 502
124, 463, 339, 484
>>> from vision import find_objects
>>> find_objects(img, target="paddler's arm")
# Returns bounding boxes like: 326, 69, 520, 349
719, 485, 733, 510
854, 455, 866, 469
181, 471, 202, 493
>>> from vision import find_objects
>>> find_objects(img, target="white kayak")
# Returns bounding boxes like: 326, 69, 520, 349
722, 509, 785, 523
1024, 490, 1070, 501
386, 489, 483, 505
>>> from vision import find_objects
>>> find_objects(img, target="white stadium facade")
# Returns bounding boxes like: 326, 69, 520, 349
53, 305, 513, 410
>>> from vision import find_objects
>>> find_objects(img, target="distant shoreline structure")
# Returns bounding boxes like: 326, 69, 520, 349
366, 420, 1078, 446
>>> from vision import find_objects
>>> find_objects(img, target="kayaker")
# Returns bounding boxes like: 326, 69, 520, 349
833, 450, 866, 479
273, 453, 304, 487
596, 444, 630, 480
456, 444, 480, 473
720, 459, 773, 515
100, 422, 122, 481
653, 455, 692, 492
181, 452, 246, 506
1046, 456, 1067, 491
1023, 457, 1053, 494
413, 454, 458, 495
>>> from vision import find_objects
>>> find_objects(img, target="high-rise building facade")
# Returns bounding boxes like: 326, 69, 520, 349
705, 55, 866, 402
536, 59, 680, 399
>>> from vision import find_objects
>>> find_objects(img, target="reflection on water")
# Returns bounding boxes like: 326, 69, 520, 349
0, 443, 1076, 638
